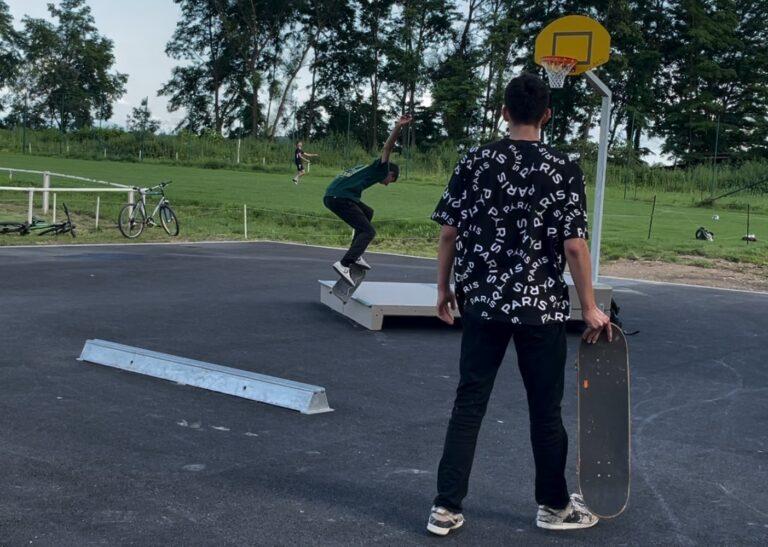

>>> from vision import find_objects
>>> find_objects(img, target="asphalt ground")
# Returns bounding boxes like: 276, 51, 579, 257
1, 241, 766, 545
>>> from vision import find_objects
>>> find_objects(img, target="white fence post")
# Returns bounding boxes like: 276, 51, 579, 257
95, 196, 101, 230
42, 172, 51, 213
52, 193, 57, 223
237, 139, 241, 164
27, 190, 34, 224
128, 190, 134, 206
243, 204, 248, 239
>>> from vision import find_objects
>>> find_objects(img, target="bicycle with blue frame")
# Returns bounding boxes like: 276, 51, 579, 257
118, 181, 179, 239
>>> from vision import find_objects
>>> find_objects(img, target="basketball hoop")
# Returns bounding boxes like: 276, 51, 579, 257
541, 56, 578, 88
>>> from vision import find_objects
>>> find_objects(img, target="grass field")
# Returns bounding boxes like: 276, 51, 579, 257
0, 152, 766, 267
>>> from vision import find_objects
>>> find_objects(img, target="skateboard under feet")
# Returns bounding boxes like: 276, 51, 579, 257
331, 264, 366, 303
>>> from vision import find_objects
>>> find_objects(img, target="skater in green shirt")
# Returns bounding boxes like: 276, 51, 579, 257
323, 115, 412, 283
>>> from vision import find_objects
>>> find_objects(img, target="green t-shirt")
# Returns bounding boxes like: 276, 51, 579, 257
325, 159, 390, 201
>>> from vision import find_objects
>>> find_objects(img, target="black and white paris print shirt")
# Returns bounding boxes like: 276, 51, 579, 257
432, 138, 589, 325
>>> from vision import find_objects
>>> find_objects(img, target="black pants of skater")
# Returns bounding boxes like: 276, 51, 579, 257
434, 311, 570, 512
323, 196, 375, 267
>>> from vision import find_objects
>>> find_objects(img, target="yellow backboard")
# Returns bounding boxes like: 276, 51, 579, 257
534, 15, 610, 76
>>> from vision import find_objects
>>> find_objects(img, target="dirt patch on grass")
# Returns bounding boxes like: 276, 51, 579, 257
602, 256, 768, 292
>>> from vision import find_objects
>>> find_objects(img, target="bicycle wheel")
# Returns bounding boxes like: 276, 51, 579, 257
159, 204, 179, 236
118, 203, 145, 239
0, 223, 25, 235
54, 223, 77, 238
62, 204, 76, 238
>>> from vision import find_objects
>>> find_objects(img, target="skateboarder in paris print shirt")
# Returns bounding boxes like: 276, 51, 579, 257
323, 115, 412, 284
425, 73, 612, 536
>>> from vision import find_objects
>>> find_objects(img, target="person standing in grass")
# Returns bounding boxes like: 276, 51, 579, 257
323, 115, 412, 283
293, 141, 318, 185
426, 73, 611, 536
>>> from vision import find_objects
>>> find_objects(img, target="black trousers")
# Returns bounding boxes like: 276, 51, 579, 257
434, 311, 570, 512
323, 196, 376, 266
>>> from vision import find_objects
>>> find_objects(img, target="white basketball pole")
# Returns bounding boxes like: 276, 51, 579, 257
584, 70, 612, 284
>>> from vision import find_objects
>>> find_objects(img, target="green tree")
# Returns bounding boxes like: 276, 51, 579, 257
383, 0, 455, 152
319, 95, 390, 152
612, 0, 669, 157
223, 0, 295, 137
19, 0, 126, 132
356, 0, 397, 150
572, 0, 670, 161
308, 0, 358, 130
266, 1, 328, 139
477, 0, 523, 140
307, 0, 392, 151
657, 0, 768, 163
126, 97, 161, 135
430, 0, 484, 142
298, 0, 357, 139
0, 0, 22, 127
0, 0, 19, 98
160, 0, 235, 135
384, 0, 454, 114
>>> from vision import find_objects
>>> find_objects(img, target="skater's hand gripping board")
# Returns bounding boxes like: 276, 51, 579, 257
577, 323, 630, 518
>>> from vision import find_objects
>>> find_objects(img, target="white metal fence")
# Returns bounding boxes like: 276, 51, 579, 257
0, 167, 135, 225
0, 186, 134, 225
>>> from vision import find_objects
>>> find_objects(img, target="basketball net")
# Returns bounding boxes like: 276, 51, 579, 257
541, 56, 577, 88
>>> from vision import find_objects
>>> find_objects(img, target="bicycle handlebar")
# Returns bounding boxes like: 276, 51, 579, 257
133, 181, 172, 193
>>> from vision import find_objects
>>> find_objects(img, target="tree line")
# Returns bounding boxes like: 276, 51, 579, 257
0, 0, 766, 166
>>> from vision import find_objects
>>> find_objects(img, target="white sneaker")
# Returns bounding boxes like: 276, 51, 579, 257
427, 505, 464, 536
292, 177, 299, 185
354, 256, 371, 270
333, 261, 355, 285
536, 493, 599, 530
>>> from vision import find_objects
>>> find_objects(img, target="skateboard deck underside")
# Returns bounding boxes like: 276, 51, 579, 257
577, 324, 630, 518
331, 265, 366, 303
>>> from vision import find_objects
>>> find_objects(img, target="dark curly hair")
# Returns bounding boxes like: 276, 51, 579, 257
504, 73, 551, 125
